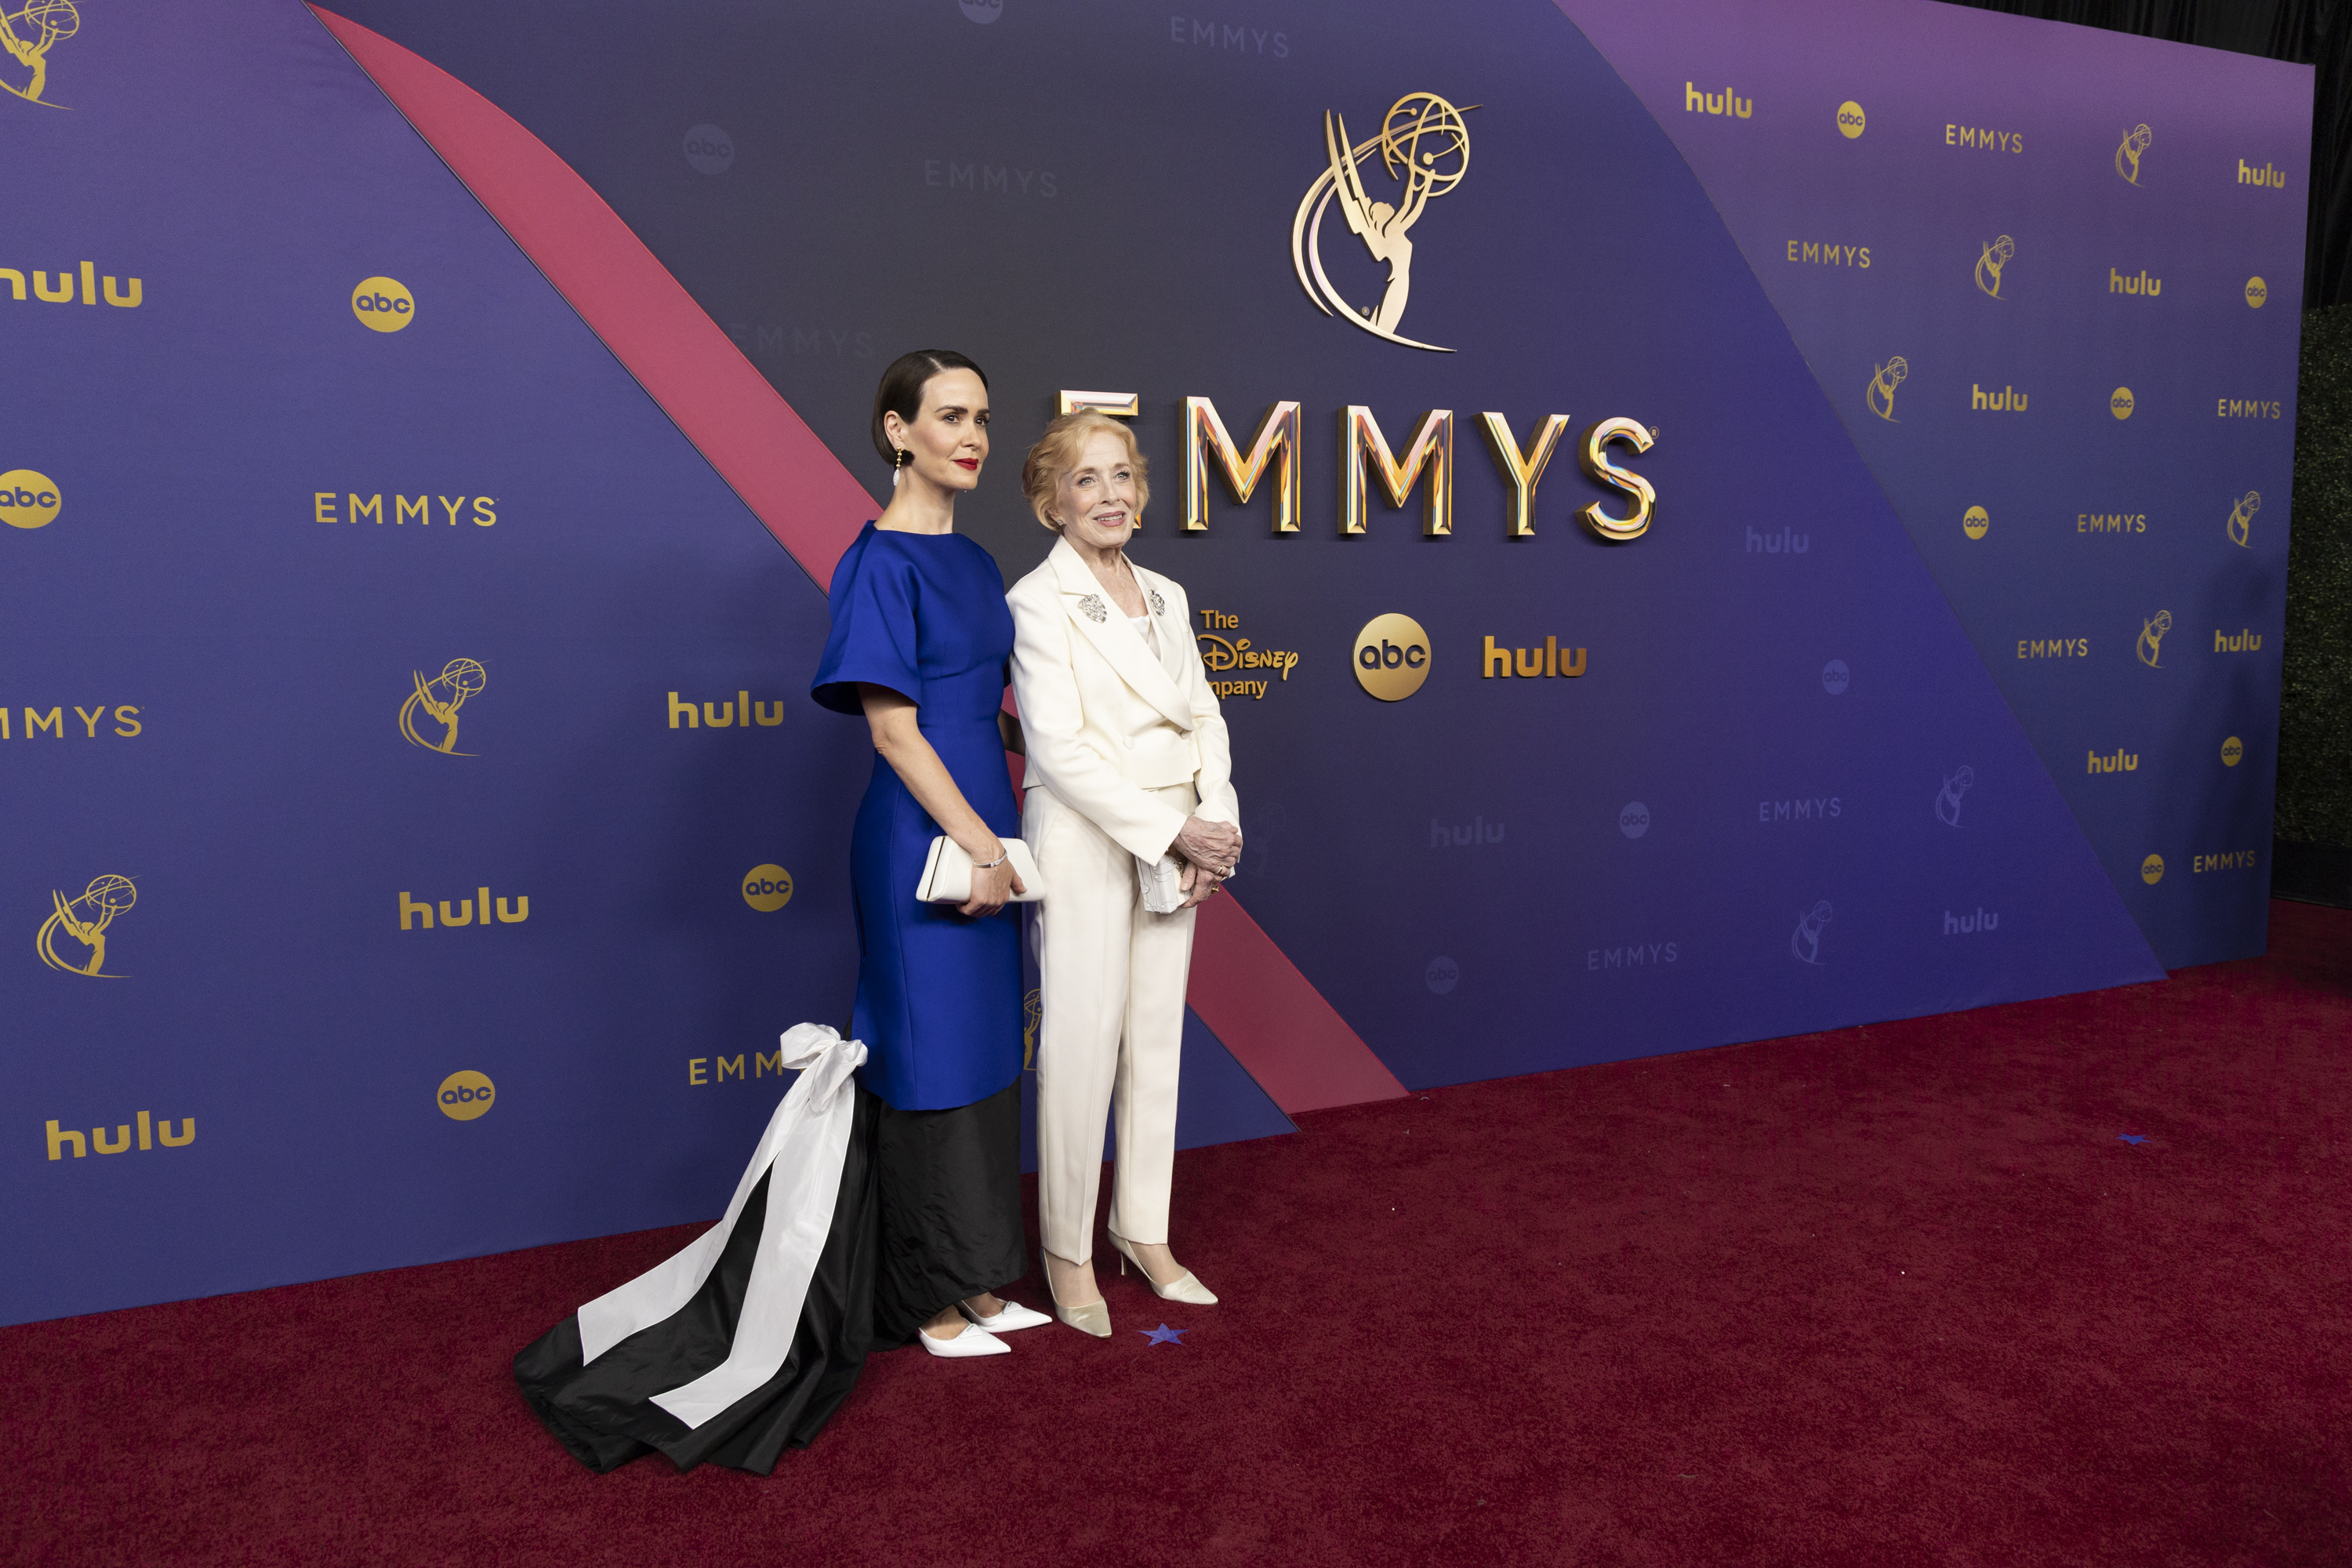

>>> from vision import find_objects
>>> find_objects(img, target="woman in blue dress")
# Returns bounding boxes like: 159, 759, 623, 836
509, 352, 1042, 1476
808, 348, 1044, 1358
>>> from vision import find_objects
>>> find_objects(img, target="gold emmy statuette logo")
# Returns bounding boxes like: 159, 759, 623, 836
1292, 91, 1473, 353
437, 1069, 495, 1121
1022, 988, 1042, 1071
2245, 276, 2268, 308
401, 658, 485, 753
740, 864, 793, 912
1974, 235, 2013, 299
1352, 612, 1431, 701
2136, 610, 2172, 667
38, 873, 134, 977
0, 0, 76, 107
0, 467, 60, 529
1963, 505, 1990, 540
2110, 387, 2135, 420
2115, 123, 2151, 185
1835, 100, 1866, 138
2220, 735, 2244, 767
352, 275, 416, 332
2140, 853, 2165, 885
2227, 490, 2259, 548
1866, 356, 1907, 422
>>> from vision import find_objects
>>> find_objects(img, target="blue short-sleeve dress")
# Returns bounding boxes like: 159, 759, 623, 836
811, 522, 1025, 1113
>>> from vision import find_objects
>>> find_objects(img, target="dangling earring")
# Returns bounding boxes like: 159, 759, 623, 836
892, 447, 908, 488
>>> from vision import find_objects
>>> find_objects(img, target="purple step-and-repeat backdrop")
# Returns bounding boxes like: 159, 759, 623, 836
2, 0, 2307, 1325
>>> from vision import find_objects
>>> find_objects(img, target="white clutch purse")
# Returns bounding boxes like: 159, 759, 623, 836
1138, 855, 1186, 914
916, 837, 1044, 904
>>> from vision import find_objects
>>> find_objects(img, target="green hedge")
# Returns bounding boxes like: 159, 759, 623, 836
2279, 305, 2352, 846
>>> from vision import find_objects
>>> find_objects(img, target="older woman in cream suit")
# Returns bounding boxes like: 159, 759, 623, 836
1007, 412, 1243, 1337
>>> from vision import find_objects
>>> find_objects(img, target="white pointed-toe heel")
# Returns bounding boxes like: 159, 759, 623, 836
958, 1298, 1052, 1333
918, 1320, 1011, 1358
1044, 1258, 1112, 1338
1108, 1231, 1218, 1305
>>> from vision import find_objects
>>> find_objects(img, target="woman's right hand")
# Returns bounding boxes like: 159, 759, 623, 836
960, 844, 1025, 917
1174, 816, 1241, 877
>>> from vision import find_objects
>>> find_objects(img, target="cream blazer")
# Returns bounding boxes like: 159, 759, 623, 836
1007, 537, 1240, 865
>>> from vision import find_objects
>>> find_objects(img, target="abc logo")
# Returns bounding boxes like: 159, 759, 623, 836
2220, 735, 2244, 767
2245, 276, 2268, 309
741, 862, 794, 912
437, 1069, 495, 1121
1835, 100, 1867, 139
352, 276, 416, 333
0, 469, 61, 530
1962, 505, 1990, 540
1425, 955, 1459, 995
2110, 387, 2136, 420
683, 123, 735, 175
2140, 853, 2165, 885
1618, 801, 1651, 840
1821, 659, 1851, 695
1352, 613, 1431, 702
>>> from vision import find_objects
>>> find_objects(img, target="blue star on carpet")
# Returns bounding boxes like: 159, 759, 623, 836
1138, 1323, 1186, 1345
2118, 1134, 2148, 1145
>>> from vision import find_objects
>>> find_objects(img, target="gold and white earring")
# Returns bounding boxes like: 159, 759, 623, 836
892, 448, 909, 488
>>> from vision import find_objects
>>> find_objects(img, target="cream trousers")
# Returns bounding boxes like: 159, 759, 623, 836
1025, 779, 1199, 1265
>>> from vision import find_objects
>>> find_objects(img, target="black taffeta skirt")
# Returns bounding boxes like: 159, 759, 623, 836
513, 1079, 1025, 1475
871, 1077, 1027, 1348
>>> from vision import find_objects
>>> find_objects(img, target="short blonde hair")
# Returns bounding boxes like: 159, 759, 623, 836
1021, 412, 1149, 531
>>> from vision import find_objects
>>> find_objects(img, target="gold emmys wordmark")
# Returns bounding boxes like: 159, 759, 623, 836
1974, 235, 2013, 299
1867, 357, 1907, 422
401, 659, 485, 754
2116, 123, 2151, 185
38, 873, 133, 977
1293, 92, 1474, 353
2136, 611, 2172, 667
0, 0, 75, 107
2227, 491, 2259, 547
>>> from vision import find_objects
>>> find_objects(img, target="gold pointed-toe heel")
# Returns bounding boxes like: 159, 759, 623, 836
1044, 1258, 1112, 1338
1109, 1231, 1218, 1305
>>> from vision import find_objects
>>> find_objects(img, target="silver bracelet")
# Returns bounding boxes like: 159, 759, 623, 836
972, 846, 1010, 869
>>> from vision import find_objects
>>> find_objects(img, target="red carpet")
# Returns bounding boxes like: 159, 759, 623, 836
10, 901, 2349, 1566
